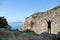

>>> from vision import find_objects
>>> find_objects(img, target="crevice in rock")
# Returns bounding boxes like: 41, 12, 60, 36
30, 21, 34, 28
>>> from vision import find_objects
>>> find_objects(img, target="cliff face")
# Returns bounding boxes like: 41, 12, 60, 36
20, 6, 60, 34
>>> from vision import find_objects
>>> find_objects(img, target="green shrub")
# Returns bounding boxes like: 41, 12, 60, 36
22, 29, 39, 36
56, 32, 60, 40
52, 32, 60, 40
52, 6, 60, 10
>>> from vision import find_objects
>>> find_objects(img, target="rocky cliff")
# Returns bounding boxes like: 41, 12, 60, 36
20, 6, 60, 34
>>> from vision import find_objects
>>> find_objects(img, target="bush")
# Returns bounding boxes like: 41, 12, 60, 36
56, 32, 60, 40
23, 29, 39, 36
0, 16, 11, 30
52, 32, 60, 40
0, 16, 8, 28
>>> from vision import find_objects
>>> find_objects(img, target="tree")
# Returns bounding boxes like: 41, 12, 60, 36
0, 16, 9, 29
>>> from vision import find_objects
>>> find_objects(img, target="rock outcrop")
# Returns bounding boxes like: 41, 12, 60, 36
20, 6, 60, 34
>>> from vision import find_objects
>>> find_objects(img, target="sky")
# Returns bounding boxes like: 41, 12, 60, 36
0, 0, 60, 22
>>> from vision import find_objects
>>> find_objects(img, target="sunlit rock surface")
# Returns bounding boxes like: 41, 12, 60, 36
20, 6, 60, 34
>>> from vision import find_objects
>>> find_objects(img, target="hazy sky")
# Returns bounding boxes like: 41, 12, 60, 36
0, 0, 59, 22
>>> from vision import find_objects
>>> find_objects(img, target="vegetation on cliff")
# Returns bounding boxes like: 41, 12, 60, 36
32, 12, 44, 19
52, 6, 60, 10
0, 16, 11, 30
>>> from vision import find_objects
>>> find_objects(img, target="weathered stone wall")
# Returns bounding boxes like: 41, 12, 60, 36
20, 6, 60, 34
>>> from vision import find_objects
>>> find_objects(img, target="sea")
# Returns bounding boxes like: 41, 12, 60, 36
8, 22, 23, 30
